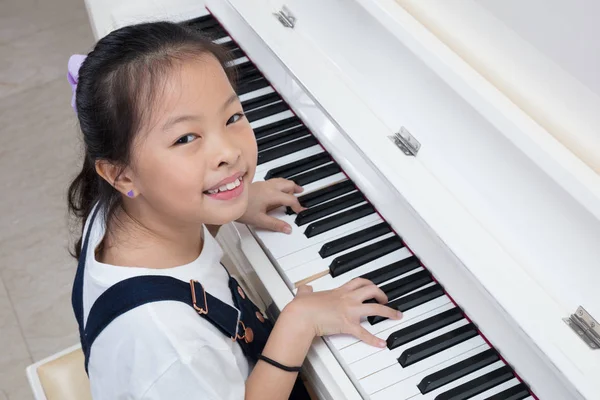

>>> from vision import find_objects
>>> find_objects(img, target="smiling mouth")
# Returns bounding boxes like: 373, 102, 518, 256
204, 175, 244, 195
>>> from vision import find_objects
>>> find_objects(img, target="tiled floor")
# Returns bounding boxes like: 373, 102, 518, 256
0, 0, 95, 398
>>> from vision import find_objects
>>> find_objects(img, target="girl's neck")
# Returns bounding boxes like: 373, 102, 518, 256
98, 201, 205, 269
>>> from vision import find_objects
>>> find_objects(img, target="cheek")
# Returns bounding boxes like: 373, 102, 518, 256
137, 148, 207, 203
240, 124, 258, 173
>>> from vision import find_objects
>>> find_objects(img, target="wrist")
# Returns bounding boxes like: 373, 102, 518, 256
281, 300, 316, 338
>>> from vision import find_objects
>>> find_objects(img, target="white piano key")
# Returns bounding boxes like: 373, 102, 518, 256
255, 145, 324, 177
239, 86, 275, 103
309, 253, 421, 292
328, 295, 452, 350
286, 246, 409, 287
226, 56, 249, 67
255, 202, 380, 260
367, 344, 491, 399
349, 319, 470, 379
213, 36, 232, 45
276, 217, 383, 271
338, 302, 456, 364
250, 110, 294, 130
279, 231, 396, 273
297, 172, 346, 194
360, 338, 488, 395
468, 378, 521, 400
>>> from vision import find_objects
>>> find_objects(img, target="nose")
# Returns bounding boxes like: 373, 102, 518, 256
211, 132, 242, 170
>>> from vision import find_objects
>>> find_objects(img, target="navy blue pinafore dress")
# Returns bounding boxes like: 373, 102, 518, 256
71, 207, 310, 399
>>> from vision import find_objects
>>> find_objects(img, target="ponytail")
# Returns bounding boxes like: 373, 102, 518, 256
67, 156, 100, 258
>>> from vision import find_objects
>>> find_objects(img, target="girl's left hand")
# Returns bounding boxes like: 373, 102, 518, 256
237, 178, 306, 234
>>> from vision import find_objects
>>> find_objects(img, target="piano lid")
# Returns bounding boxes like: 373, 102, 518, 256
206, 0, 599, 397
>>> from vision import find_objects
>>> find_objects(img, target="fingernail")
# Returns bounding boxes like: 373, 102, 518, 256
283, 225, 292, 234
378, 339, 387, 348
397, 311, 403, 319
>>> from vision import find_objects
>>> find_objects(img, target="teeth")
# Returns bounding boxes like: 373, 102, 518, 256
207, 177, 243, 195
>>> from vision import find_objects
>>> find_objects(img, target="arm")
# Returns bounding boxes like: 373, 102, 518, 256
244, 307, 314, 399
244, 282, 402, 400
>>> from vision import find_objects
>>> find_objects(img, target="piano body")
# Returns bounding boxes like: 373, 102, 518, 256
83, 1, 600, 399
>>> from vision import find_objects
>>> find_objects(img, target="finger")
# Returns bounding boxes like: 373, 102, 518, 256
353, 285, 388, 305
293, 184, 304, 194
274, 191, 306, 213
255, 213, 293, 234
349, 325, 387, 348
270, 177, 299, 193
296, 285, 313, 295
360, 303, 403, 322
342, 277, 375, 291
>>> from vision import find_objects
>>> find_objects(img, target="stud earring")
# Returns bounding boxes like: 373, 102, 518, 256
127, 190, 134, 198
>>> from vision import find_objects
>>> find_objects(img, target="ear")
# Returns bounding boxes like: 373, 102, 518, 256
95, 160, 137, 198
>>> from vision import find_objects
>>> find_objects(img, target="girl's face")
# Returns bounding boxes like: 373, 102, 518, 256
130, 55, 257, 226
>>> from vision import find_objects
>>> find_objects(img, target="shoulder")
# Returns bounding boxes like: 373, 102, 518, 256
88, 302, 243, 399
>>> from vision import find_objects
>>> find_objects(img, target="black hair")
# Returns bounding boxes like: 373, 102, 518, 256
67, 21, 235, 259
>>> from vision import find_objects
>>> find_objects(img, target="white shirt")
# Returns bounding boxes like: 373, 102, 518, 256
81, 208, 251, 399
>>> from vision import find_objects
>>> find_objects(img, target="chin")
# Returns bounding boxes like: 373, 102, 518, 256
204, 197, 248, 226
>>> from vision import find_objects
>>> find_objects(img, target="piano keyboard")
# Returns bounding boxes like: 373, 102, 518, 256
187, 13, 538, 400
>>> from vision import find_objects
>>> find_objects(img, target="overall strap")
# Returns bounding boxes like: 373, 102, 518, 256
82, 276, 240, 372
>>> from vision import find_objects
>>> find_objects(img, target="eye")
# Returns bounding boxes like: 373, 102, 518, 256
175, 133, 198, 145
226, 112, 245, 125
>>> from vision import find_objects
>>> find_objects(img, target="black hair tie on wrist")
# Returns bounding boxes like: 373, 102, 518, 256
258, 354, 302, 372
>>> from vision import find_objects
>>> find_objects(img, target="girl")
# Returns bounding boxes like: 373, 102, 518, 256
67, 21, 401, 400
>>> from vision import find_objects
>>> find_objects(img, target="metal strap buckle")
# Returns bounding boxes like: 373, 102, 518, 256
189, 280, 208, 315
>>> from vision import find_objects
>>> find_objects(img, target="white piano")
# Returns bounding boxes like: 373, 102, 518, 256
84, 1, 600, 399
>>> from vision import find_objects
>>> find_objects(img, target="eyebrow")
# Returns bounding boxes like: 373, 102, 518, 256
162, 93, 239, 131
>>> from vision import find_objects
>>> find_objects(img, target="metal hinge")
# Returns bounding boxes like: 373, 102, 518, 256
273, 6, 296, 28
388, 127, 420, 156
563, 306, 600, 349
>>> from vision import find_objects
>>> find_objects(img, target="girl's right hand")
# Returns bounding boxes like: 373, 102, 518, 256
282, 278, 403, 348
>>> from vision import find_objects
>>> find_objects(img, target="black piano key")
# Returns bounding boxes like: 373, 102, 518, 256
434, 365, 514, 400
246, 102, 289, 123
236, 78, 270, 96
296, 180, 355, 209
292, 163, 341, 187
203, 25, 229, 40
237, 68, 264, 84
253, 116, 303, 140
257, 126, 311, 152
319, 222, 391, 258
368, 283, 444, 325
329, 236, 404, 277
185, 14, 216, 26
187, 15, 220, 31
360, 255, 421, 285
242, 92, 281, 112
220, 42, 245, 60
305, 203, 375, 238
295, 192, 365, 227
257, 137, 318, 165
265, 153, 331, 180
234, 61, 255, 73
229, 48, 245, 60
398, 323, 479, 367
418, 348, 499, 394
388, 307, 464, 350
484, 383, 530, 400
220, 40, 238, 51
378, 270, 433, 302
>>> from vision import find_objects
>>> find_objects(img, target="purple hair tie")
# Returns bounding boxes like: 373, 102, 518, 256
67, 54, 87, 113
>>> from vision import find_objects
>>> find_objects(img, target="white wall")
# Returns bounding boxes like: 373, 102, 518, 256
476, 0, 600, 97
